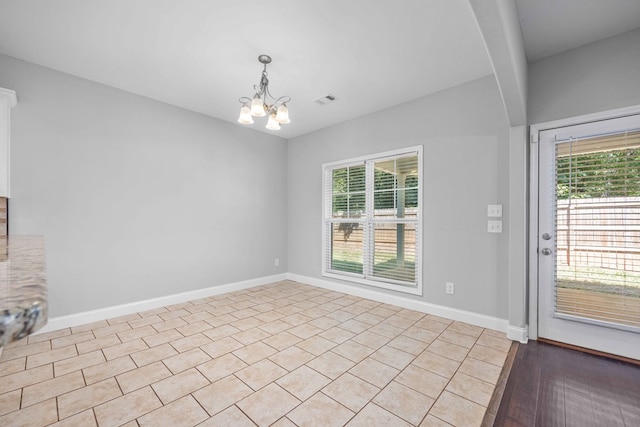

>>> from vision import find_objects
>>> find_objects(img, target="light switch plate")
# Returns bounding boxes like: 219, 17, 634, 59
488, 204, 503, 217
488, 220, 502, 233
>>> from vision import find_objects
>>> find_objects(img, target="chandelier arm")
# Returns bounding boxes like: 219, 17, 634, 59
263, 83, 289, 105
262, 86, 274, 105
262, 97, 292, 116
262, 86, 276, 109
274, 96, 291, 104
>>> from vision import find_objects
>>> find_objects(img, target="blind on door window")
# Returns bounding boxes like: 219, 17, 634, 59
554, 130, 640, 331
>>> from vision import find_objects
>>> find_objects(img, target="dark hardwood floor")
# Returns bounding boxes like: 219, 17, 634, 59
494, 340, 640, 426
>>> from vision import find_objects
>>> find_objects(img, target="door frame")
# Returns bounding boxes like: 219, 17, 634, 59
528, 104, 640, 341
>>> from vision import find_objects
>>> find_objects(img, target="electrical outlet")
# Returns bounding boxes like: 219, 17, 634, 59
274, 258, 279, 266
446, 282, 454, 294
487, 204, 503, 217
488, 220, 503, 233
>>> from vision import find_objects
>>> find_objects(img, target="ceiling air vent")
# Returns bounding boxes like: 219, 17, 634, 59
314, 94, 337, 106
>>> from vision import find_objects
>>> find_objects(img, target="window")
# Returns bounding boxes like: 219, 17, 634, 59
322, 146, 422, 295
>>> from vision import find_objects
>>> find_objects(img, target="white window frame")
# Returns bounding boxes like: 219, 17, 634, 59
322, 146, 423, 295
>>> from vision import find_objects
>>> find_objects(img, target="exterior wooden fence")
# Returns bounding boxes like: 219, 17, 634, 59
556, 197, 640, 273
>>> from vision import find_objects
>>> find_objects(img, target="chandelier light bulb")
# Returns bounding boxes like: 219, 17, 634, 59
237, 106, 254, 124
275, 104, 290, 124
266, 113, 281, 130
250, 96, 266, 117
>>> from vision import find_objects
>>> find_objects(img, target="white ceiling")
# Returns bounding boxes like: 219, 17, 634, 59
516, 0, 640, 61
0, 1, 638, 139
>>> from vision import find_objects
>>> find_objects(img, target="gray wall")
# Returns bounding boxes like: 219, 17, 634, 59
529, 28, 640, 125
0, 54, 288, 317
288, 76, 511, 319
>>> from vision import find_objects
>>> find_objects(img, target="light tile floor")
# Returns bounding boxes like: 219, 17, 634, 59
0, 281, 510, 426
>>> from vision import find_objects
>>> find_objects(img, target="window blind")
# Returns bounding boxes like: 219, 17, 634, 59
323, 148, 422, 293
554, 130, 640, 331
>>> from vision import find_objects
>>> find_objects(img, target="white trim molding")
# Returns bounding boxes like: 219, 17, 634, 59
507, 325, 529, 343
37, 272, 513, 340
288, 273, 509, 335
508, 124, 529, 344
0, 87, 17, 198
529, 104, 640, 341
36, 274, 288, 334
0, 88, 17, 108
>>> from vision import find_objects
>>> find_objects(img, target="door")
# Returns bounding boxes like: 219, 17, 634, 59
536, 113, 640, 360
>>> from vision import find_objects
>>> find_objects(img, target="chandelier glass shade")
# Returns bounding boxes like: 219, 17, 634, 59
238, 55, 291, 130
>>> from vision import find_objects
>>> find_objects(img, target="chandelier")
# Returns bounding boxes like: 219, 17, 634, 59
237, 54, 291, 130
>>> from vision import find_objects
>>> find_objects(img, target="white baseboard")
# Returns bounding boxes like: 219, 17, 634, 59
37, 272, 516, 340
287, 273, 510, 334
506, 325, 529, 343
36, 273, 288, 335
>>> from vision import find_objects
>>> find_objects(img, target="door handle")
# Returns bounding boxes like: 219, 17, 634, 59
541, 248, 552, 255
